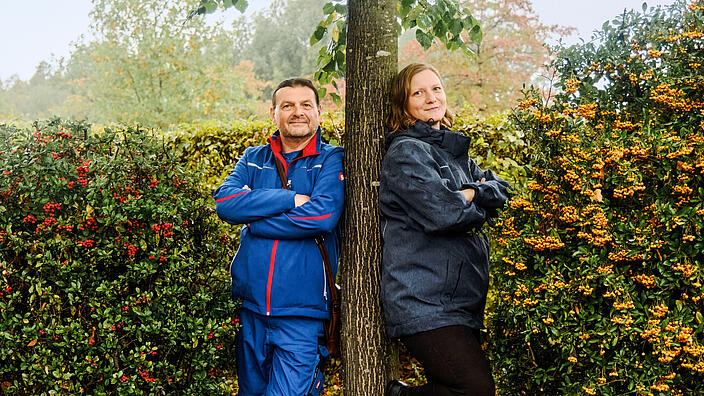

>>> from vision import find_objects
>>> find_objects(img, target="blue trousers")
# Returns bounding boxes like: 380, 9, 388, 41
236, 308, 327, 396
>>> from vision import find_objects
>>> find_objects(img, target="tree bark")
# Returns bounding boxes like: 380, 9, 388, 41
341, 0, 399, 395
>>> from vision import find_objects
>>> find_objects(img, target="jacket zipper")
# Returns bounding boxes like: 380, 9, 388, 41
266, 153, 296, 317
267, 152, 327, 313
321, 236, 328, 300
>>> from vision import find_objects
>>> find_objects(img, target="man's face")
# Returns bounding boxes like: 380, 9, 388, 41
270, 86, 321, 143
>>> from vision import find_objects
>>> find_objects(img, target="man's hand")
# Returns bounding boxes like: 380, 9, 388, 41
295, 194, 311, 207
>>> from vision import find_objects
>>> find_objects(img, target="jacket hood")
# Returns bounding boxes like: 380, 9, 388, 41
385, 121, 470, 157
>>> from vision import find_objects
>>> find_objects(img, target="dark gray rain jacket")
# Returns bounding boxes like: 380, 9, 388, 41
379, 121, 511, 338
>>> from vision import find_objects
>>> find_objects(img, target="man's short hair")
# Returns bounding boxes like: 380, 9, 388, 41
271, 78, 320, 108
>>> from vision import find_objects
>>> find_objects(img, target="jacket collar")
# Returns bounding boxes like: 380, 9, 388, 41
386, 120, 470, 158
268, 127, 322, 171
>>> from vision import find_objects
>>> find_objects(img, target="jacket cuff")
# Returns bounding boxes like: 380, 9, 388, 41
462, 183, 483, 206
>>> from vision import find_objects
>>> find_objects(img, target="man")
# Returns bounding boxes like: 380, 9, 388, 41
214, 78, 344, 395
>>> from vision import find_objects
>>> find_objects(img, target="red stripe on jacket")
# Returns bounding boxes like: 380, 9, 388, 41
215, 191, 248, 203
290, 213, 332, 220
266, 240, 278, 315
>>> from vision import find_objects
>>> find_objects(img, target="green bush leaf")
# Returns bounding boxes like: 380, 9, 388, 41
415, 29, 433, 50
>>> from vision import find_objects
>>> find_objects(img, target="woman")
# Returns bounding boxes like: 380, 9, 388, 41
380, 63, 510, 396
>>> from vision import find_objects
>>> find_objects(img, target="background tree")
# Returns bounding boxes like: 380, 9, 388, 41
231, 0, 327, 89
62, 0, 264, 127
400, 0, 574, 113
0, 60, 70, 120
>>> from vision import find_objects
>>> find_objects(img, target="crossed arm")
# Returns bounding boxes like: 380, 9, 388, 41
213, 147, 344, 240
381, 141, 510, 234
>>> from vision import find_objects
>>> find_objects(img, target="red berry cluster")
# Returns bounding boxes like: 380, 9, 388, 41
76, 239, 95, 248
75, 160, 90, 187
151, 223, 174, 237
56, 126, 73, 139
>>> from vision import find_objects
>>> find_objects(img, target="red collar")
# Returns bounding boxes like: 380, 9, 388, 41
268, 129, 321, 173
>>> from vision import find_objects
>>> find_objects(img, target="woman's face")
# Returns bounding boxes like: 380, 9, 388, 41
406, 69, 446, 129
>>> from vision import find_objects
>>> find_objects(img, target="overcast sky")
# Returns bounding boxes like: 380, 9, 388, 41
0, 0, 678, 81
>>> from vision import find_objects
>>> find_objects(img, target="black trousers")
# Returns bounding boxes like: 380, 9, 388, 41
400, 325, 495, 396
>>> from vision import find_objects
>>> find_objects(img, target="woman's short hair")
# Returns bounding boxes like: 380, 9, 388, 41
389, 63, 453, 132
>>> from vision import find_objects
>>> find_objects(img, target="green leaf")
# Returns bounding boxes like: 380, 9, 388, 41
416, 29, 433, 50
469, 24, 482, 44
323, 59, 337, 72
318, 87, 327, 99
323, 2, 335, 14
417, 13, 432, 29
449, 18, 462, 36
187, 6, 206, 19
317, 53, 333, 68
642, 2, 648, 12
322, 12, 335, 28
334, 49, 345, 67
310, 25, 327, 45
433, 20, 448, 38
234, 0, 248, 13
334, 4, 347, 14
204, 0, 217, 13
330, 93, 342, 107
398, 5, 411, 20
318, 71, 333, 85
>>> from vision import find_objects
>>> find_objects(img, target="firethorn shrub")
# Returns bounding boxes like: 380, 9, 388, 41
489, 2, 704, 395
0, 119, 239, 395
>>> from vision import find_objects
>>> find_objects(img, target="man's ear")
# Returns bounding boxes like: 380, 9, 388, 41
270, 107, 276, 121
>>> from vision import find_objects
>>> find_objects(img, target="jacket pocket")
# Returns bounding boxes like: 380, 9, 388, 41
440, 259, 455, 305
445, 259, 489, 308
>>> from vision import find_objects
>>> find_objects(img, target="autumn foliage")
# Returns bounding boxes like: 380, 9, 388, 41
490, 2, 704, 395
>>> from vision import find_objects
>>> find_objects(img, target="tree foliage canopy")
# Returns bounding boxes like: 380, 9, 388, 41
400, 0, 574, 113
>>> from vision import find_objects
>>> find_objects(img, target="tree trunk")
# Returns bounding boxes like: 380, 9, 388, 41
341, 0, 399, 395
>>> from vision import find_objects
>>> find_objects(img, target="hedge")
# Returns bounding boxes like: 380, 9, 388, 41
0, 119, 239, 395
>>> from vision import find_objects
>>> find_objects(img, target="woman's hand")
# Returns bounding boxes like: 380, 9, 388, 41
460, 178, 486, 203
461, 188, 475, 202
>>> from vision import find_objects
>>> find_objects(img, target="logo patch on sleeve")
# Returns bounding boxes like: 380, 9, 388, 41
339, 172, 344, 181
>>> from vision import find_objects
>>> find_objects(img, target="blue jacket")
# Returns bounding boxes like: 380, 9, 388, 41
214, 128, 344, 319
379, 121, 511, 338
